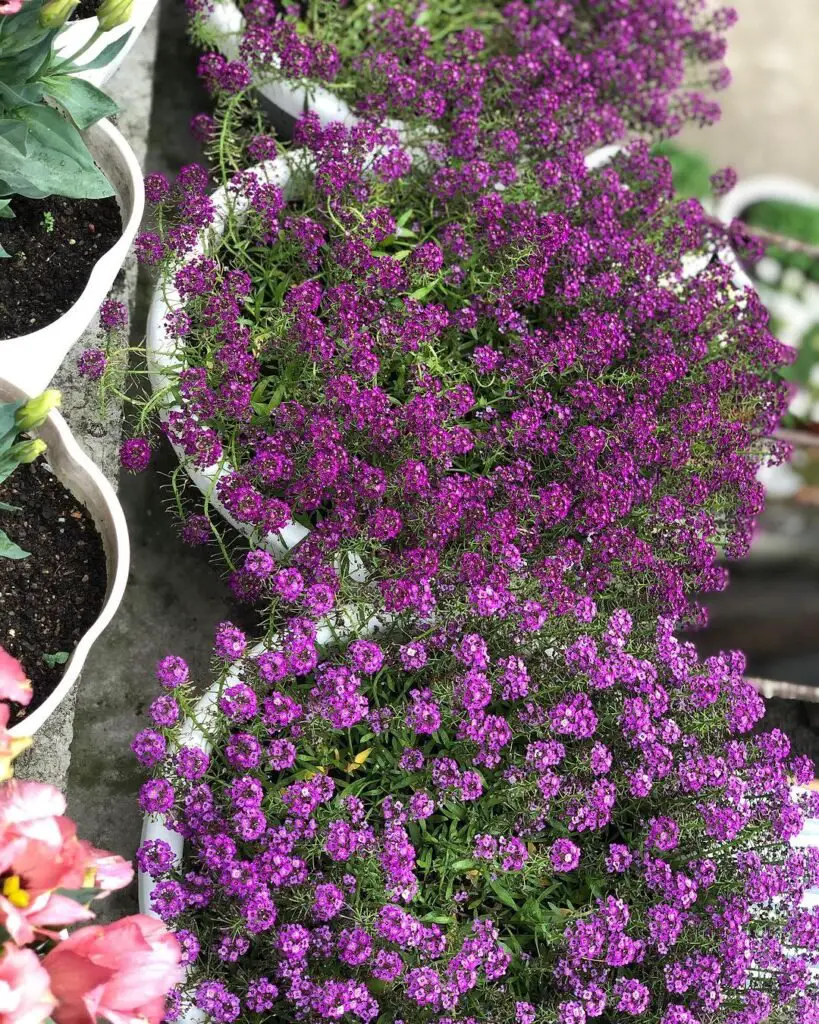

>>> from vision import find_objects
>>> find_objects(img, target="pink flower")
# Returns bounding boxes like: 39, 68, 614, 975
0, 0, 24, 15
0, 782, 133, 944
0, 941, 55, 1024
45, 915, 182, 1024
0, 650, 31, 707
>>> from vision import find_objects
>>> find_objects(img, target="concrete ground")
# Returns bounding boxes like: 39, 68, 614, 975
680, 0, 819, 186
42, 0, 819, 921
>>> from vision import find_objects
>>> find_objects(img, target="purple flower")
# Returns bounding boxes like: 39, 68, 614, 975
77, 348, 107, 380
156, 655, 189, 689
99, 298, 128, 331
550, 839, 581, 873
139, 778, 174, 814
214, 621, 247, 661
120, 438, 151, 473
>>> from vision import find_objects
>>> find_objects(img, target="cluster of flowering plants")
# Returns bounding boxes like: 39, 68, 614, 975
120, 102, 785, 631
114, 2, 819, 1023
190, 0, 734, 150
138, 612, 819, 1024
0, 646, 182, 1024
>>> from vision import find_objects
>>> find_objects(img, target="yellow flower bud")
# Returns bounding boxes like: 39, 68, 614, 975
11, 439, 47, 465
96, 0, 132, 31
14, 390, 61, 432
39, 0, 79, 28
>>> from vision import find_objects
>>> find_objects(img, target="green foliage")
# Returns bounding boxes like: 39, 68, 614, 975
0, 392, 58, 561
744, 198, 819, 247
0, 0, 132, 236
651, 140, 714, 199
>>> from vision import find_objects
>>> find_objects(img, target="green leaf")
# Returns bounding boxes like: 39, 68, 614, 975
450, 858, 477, 872
0, 78, 45, 110
0, 198, 13, 219
0, 106, 113, 200
0, 529, 30, 560
0, 398, 24, 450
42, 651, 69, 668
0, 501, 19, 512
70, 29, 133, 73
409, 280, 439, 301
41, 75, 119, 130
489, 879, 520, 911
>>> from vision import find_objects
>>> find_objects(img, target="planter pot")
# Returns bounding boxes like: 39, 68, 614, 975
55, 0, 161, 90
147, 156, 312, 561
717, 175, 819, 340
0, 379, 130, 738
0, 119, 144, 397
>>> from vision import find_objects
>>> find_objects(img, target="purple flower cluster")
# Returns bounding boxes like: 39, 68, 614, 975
133, 106, 786, 625
139, 612, 819, 1023
122, 5, 815, 1023
192, 0, 734, 152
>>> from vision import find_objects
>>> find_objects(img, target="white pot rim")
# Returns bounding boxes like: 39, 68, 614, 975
717, 174, 819, 227
0, 119, 145, 396
0, 381, 130, 738
146, 156, 313, 559
55, 0, 160, 89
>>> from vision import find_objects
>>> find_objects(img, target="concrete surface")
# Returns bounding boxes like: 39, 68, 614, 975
680, 0, 819, 186
61, 0, 237, 922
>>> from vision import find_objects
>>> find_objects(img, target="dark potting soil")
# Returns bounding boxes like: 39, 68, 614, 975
71, 0, 102, 18
0, 194, 121, 340
0, 459, 107, 721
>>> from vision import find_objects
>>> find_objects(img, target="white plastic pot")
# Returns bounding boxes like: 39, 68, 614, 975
0, 379, 130, 738
147, 156, 313, 560
55, 0, 160, 90
717, 174, 819, 339
717, 175, 819, 499
0, 119, 145, 397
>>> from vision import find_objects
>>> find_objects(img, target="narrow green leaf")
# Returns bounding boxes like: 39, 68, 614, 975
0, 502, 19, 512
489, 879, 520, 911
69, 29, 133, 73
450, 858, 477, 872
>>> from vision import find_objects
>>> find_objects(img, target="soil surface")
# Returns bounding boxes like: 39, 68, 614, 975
71, 0, 102, 18
0, 459, 107, 721
0, 194, 121, 340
